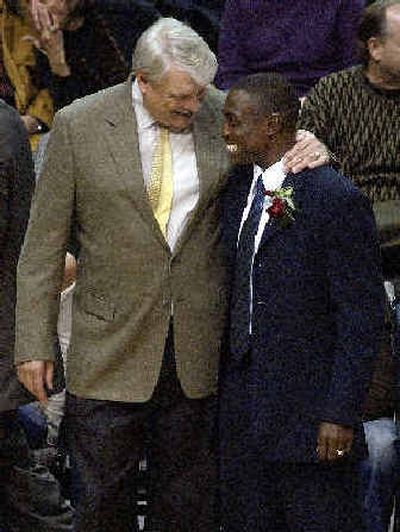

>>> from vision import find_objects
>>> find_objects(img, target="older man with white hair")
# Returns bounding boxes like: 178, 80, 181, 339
15, 17, 228, 531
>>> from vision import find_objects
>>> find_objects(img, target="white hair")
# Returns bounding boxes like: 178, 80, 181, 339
132, 17, 218, 86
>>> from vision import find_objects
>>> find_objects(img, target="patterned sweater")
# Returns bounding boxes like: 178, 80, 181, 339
300, 66, 400, 205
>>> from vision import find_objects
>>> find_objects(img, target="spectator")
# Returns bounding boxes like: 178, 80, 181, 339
216, 0, 365, 97
0, 0, 53, 148
30, 0, 130, 110
219, 71, 384, 532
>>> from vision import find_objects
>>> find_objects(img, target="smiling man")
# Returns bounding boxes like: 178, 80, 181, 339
219, 72, 386, 531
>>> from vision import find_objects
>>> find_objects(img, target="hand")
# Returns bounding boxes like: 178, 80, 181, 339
21, 115, 42, 135
29, 0, 56, 35
17, 360, 54, 403
283, 130, 330, 174
317, 422, 353, 462
23, 29, 70, 77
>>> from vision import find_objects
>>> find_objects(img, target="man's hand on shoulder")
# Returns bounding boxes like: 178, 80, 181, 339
283, 130, 330, 174
317, 422, 354, 462
17, 360, 54, 403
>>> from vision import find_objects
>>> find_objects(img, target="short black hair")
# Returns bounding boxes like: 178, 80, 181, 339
230, 72, 300, 132
358, 0, 400, 65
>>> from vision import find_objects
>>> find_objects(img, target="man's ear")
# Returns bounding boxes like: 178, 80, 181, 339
265, 113, 282, 137
136, 71, 150, 94
367, 36, 383, 62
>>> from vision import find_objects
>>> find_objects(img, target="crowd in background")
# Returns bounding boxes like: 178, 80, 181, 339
1, 0, 371, 151
1, 0, 399, 531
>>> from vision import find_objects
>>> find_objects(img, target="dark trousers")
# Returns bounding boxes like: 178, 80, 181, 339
66, 326, 218, 532
221, 459, 365, 532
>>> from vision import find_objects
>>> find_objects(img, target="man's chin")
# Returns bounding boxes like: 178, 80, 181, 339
168, 115, 194, 133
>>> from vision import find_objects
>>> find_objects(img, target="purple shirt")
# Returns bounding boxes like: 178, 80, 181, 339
216, 0, 365, 96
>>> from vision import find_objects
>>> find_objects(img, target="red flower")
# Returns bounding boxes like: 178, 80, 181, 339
267, 197, 286, 218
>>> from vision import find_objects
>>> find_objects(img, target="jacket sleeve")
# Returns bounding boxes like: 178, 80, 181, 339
320, 187, 386, 426
15, 110, 75, 364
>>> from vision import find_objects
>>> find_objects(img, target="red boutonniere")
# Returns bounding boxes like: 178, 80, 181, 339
264, 187, 296, 226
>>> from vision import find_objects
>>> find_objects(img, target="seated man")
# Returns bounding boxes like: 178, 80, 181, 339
219, 72, 385, 531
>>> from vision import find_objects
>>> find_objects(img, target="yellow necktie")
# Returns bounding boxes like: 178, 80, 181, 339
148, 126, 173, 237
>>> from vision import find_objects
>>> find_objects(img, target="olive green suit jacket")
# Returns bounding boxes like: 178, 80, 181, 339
15, 80, 230, 402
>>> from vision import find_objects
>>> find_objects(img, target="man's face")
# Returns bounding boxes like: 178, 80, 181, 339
137, 68, 207, 132
371, 6, 400, 87
223, 89, 268, 166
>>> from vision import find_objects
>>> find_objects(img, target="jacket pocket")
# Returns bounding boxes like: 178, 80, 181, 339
79, 291, 116, 322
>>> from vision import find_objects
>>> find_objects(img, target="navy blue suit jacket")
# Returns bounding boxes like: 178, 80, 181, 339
220, 164, 385, 463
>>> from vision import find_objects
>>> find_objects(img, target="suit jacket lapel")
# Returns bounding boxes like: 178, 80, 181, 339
102, 79, 167, 248
258, 171, 297, 251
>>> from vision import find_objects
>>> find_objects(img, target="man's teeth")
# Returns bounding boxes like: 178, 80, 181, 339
226, 144, 238, 153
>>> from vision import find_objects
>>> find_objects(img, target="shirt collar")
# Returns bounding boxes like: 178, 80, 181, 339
254, 160, 287, 192
132, 79, 156, 131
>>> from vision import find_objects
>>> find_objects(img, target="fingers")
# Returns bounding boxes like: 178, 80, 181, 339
17, 360, 53, 403
30, 0, 41, 32
40, 7, 54, 33
23, 29, 63, 57
283, 130, 330, 174
316, 434, 329, 462
45, 361, 54, 392
316, 425, 338, 461
21, 35, 42, 51
317, 422, 354, 463
339, 434, 353, 456
326, 435, 341, 462
30, 0, 54, 34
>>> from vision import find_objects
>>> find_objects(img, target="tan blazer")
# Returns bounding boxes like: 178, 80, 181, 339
15, 79, 231, 402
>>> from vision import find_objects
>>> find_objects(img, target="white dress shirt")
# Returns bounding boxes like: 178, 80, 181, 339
132, 80, 199, 252
238, 159, 287, 332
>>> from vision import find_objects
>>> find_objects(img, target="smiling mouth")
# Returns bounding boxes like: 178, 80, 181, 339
172, 111, 193, 118
226, 143, 238, 153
